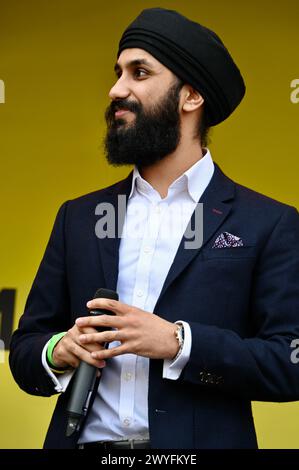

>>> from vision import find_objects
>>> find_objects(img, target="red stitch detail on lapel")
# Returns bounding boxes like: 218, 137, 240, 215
212, 208, 223, 215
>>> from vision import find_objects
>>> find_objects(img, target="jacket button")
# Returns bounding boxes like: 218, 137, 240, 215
199, 372, 206, 382
199, 372, 222, 385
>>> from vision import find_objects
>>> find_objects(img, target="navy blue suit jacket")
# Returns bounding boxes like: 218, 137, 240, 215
9, 163, 299, 448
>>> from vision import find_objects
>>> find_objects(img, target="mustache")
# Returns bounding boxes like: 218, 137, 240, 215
105, 99, 141, 127
109, 99, 140, 115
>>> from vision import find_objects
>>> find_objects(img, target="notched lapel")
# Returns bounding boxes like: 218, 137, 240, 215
156, 163, 235, 305
95, 172, 133, 291
95, 164, 235, 305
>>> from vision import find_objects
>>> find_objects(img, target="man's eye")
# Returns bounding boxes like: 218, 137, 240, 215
134, 69, 148, 78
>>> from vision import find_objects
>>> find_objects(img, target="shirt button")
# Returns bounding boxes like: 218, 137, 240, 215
154, 205, 161, 214
124, 372, 132, 381
137, 289, 144, 297
144, 246, 151, 253
123, 418, 131, 427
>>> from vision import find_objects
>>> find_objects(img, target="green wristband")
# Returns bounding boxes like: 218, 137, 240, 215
47, 332, 67, 369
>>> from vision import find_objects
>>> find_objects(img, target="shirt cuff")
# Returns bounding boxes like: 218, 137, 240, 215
162, 321, 192, 380
42, 340, 74, 393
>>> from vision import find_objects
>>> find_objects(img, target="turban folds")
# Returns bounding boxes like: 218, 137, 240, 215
117, 8, 245, 126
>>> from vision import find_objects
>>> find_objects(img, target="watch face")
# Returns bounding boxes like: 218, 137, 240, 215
176, 325, 184, 345
173, 324, 184, 361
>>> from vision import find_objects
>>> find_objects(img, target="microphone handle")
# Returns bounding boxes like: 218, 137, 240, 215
66, 361, 97, 422
66, 308, 115, 437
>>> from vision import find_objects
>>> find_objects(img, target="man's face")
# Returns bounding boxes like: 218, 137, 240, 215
104, 48, 183, 167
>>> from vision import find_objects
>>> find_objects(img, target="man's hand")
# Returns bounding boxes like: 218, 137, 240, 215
52, 323, 106, 369
75, 298, 180, 361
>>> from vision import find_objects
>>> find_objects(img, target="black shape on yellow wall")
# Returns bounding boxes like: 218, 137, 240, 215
0, 289, 16, 350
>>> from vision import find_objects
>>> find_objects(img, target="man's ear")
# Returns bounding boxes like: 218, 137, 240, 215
182, 86, 204, 112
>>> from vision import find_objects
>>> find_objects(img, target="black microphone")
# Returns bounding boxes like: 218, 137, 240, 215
66, 288, 118, 437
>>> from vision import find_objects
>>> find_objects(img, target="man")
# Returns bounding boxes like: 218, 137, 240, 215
10, 8, 299, 449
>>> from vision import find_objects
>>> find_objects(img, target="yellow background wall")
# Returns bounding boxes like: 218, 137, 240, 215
0, 0, 298, 448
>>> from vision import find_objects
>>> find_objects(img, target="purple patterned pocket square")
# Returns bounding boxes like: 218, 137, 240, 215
212, 231, 244, 249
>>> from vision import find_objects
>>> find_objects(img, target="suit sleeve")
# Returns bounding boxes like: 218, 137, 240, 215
182, 205, 299, 401
9, 202, 71, 397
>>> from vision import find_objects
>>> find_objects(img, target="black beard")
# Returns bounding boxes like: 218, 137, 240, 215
104, 81, 182, 168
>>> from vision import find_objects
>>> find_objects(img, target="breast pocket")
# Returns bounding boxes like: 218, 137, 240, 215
202, 246, 257, 260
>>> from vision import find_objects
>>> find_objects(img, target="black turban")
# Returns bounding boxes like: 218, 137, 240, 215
117, 8, 245, 126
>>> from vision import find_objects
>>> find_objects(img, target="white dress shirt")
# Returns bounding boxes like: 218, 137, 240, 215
42, 148, 214, 443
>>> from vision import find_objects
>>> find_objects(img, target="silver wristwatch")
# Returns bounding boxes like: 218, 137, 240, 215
173, 322, 184, 361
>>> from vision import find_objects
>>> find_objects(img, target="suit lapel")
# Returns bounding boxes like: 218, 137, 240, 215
96, 163, 235, 300
96, 172, 133, 291
156, 163, 235, 304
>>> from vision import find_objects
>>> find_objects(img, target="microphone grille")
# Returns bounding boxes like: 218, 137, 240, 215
93, 288, 119, 301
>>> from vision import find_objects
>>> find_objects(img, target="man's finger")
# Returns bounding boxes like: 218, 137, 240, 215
91, 344, 128, 360
85, 298, 129, 315
56, 338, 106, 369
69, 342, 105, 367
79, 330, 121, 345
75, 314, 123, 329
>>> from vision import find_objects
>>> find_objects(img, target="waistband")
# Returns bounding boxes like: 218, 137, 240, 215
79, 438, 151, 450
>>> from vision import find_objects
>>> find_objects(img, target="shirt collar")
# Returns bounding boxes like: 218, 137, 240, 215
128, 148, 214, 202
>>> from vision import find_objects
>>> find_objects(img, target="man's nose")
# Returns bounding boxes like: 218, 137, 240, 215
109, 77, 130, 101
